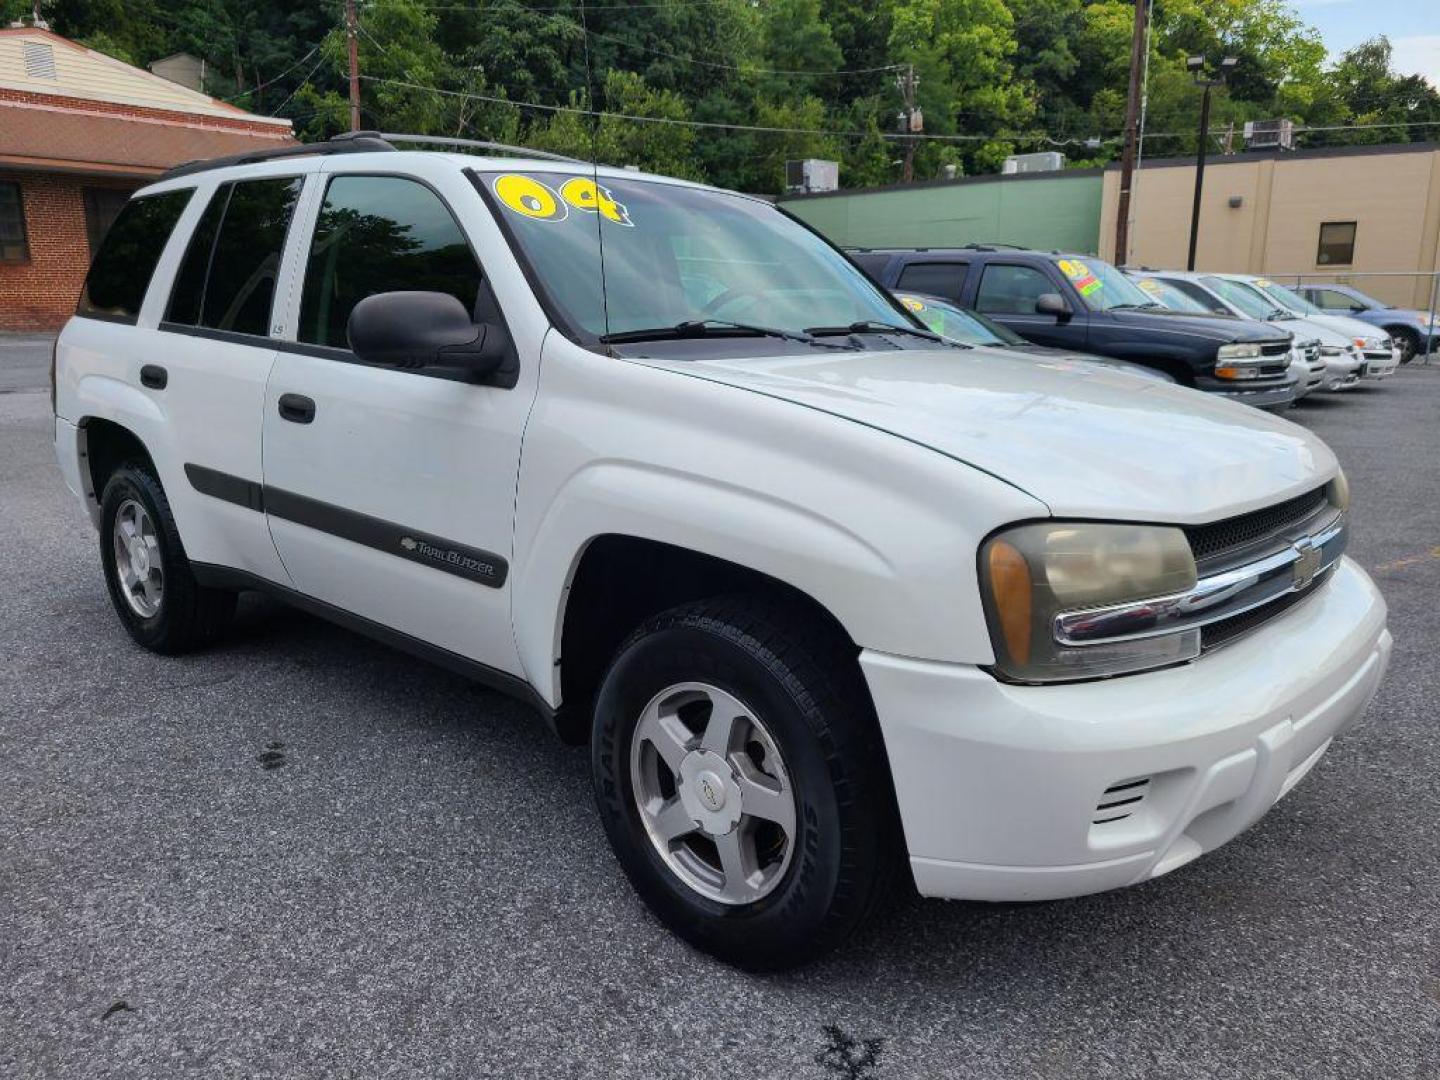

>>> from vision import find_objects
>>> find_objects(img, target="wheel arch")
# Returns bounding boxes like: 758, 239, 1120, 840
77, 416, 159, 518
548, 534, 862, 744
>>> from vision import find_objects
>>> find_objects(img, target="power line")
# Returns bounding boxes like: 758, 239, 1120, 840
358, 76, 1114, 145
268, 52, 331, 117
224, 45, 319, 102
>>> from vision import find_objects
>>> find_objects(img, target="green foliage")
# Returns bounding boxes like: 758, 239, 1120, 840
26, 0, 1440, 193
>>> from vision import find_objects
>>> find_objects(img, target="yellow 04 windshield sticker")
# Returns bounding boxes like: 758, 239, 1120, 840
493, 174, 568, 222
491, 174, 634, 227
899, 296, 925, 312
1057, 258, 1102, 297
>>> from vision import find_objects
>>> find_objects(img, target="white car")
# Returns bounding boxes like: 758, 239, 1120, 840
1228, 275, 1400, 381
52, 135, 1391, 970
1148, 270, 1364, 392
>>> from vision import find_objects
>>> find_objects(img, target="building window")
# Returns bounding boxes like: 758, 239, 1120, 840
1316, 221, 1356, 266
83, 188, 132, 254
0, 181, 28, 262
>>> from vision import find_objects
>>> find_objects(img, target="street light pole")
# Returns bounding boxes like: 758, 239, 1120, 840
1185, 56, 1237, 272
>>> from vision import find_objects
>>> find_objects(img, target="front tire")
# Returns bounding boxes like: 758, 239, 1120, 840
1391, 328, 1420, 365
99, 462, 236, 654
591, 595, 899, 970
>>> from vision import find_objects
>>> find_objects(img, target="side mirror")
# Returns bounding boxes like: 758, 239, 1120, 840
347, 291, 509, 379
1035, 292, 1072, 319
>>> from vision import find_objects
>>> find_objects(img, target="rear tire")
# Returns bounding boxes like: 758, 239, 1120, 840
99, 462, 236, 654
591, 594, 899, 970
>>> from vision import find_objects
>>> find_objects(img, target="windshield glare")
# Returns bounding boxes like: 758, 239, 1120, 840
1253, 279, 1323, 316
1053, 257, 1156, 311
897, 294, 1018, 345
479, 170, 906, 341
1130, 275, 1212, 313
1203, 276, 1283, 320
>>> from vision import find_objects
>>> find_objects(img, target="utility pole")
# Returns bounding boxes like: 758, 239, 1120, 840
1113, 0, 1148, 266
1185, 56, 1237, 271
345, 0, 361, 132
895, 64, 921, 184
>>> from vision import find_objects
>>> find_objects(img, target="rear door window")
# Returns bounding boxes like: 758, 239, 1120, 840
165, 177, 302, 336
895, 262, 967, 302
974, 264, 1055, 315
77, 189, 193, 322
298, 175, 481, 349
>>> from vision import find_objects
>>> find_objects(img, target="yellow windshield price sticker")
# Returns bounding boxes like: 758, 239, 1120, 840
900, 296, 925, 312
493, 174, 568, 222
1057, 258, 1102, 297
1255, 278, 1273, 287
559, 176, 633, 226
1136, 277, 1163, 294
492, 174, 634, 226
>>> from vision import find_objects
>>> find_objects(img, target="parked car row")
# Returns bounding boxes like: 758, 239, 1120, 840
851, 244, 1404, 411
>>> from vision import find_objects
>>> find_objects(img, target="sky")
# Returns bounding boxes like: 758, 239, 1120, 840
1293, 0, 1440, 87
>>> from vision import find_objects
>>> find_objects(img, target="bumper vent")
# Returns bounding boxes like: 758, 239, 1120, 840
1093, 777, 1151, 824
1183, 485, 1328, 563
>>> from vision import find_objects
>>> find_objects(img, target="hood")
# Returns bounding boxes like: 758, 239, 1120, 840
1007, 343, 1168, 382
1302, 311, 1387, 344
1282, 317, 1358, 349
1106, 308, 1290, 344
654, 346, 1335, 523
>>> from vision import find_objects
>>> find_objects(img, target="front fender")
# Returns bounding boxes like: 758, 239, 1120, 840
510, 337, 1046, 703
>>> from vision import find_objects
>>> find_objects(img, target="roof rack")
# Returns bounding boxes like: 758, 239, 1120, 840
159, 131, 395, 181
158, 129, 589, 183
377, 132, 587, 164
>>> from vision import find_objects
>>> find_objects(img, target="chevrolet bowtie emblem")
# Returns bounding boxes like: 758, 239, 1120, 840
1293, 539, 1322, 589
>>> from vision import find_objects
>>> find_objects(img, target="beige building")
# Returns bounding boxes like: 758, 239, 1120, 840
1099, 142, 1440, 308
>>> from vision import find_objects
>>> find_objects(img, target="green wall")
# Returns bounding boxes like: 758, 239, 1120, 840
779, 171, 1103, 254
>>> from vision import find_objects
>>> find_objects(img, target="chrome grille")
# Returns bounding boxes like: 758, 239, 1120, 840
1183, 486, 1328, 563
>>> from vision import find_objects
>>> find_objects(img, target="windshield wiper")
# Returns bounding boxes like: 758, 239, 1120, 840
804, 319, 953, 344
600, 318, 854, 350
1109, 302, 1165, 311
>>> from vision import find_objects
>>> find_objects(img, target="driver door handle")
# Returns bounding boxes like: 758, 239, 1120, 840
278, 393, 316, 424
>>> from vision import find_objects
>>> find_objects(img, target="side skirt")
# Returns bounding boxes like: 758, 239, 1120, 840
191, 562, 557, 726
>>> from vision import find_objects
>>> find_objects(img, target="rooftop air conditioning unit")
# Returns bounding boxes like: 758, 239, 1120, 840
1002, 151, 1065, 175
1243, 119, 1295, 151
784, 159, 840, 194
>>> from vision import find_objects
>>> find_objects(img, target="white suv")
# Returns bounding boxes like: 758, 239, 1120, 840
53, 134, 1392, 970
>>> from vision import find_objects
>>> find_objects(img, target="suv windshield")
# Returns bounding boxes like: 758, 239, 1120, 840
476, 170, 907, 343
1202, 276, 1287, 320
1250, 278, 1324, 316
1128, 274, 1213, 314
1052, 256, 1159, 312
897, 293, 1020, 346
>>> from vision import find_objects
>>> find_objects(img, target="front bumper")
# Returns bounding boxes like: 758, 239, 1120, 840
1362, 348, 1398, 379
863, 556, 1390, 902
1205, 382, 1297, 409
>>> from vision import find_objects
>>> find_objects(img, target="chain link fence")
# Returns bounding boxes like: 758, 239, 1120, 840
1273, 271, 1439, 365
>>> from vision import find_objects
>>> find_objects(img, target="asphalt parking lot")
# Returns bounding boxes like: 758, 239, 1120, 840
4, 340, 1439, 1079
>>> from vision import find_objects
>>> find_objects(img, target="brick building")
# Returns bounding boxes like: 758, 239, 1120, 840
0, 27, 293, 330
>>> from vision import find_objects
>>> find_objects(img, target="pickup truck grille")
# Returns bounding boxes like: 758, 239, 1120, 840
1183, 485, 1329, 563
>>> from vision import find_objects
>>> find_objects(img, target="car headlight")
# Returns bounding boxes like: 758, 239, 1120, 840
1329, 467, 1349, 511
979, 522, 1199, 683
1318, 345, 1345, 356
1215, 341, 1267, 379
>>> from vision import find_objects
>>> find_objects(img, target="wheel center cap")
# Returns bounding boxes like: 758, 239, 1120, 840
676, 749, 743, 835
129, 540, 149, 574
696, 770, 727, 811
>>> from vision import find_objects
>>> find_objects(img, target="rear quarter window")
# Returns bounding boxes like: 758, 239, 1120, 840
77, 189, 193, 323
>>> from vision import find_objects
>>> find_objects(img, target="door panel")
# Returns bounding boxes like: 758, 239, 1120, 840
150, 175, 305, 581
261, 172, 529, 674
973, 262, 1084, 349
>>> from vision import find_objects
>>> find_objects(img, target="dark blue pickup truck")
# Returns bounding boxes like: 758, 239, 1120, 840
850, 245, 1296, 408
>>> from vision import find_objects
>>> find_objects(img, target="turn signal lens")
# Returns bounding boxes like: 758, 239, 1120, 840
979, 522, 1198, 683
986, 540, 1032, 665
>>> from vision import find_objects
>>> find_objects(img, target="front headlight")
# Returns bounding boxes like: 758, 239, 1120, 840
1318, 345, 1345, 356
979, 522, 1199, 683
1216, 342, 1262, 360
1214, 341, 1267, 379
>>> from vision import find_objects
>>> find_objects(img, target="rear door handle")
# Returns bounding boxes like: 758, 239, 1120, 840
278, 393, 316, 424
140, 364, 167, 390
